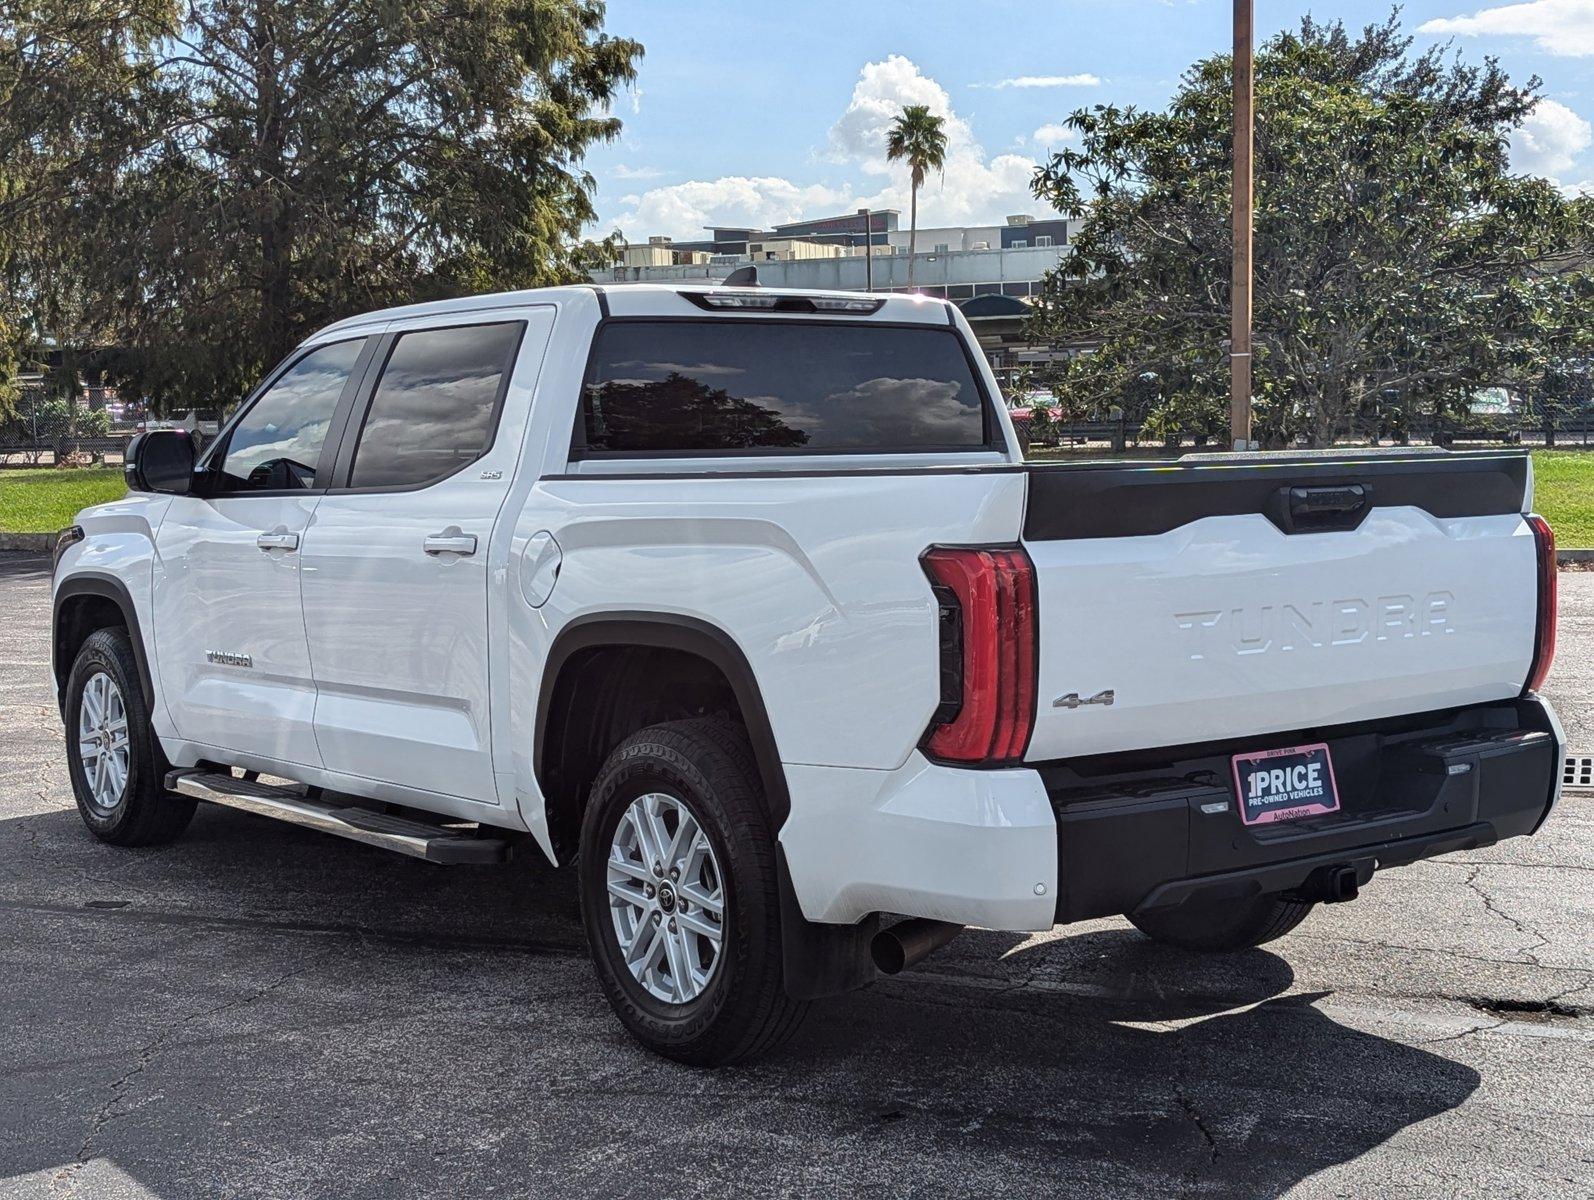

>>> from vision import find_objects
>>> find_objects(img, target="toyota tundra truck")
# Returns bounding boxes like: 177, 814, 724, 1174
50, 283, 1564, 1065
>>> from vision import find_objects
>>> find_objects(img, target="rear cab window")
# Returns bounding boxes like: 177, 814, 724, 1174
347, 322, 525, 489
576, 320, 995, 456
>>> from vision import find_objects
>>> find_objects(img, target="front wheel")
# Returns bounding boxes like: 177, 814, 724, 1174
1128, 892, 1316, 952
578, 717, 808, 1066
64, 628, 196, 846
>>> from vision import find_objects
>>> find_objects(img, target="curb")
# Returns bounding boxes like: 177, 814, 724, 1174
1559, 550, 1594, 566
0, 533, 55, 554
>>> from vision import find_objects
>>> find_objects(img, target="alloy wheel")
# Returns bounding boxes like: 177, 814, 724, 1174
606, 791, 726, 1004
77, 671, 131, 814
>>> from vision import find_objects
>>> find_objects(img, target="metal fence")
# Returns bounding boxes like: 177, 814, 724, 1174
0, 432, 218, 467
0, 436, 133, 465
1013, 410, 1594, 454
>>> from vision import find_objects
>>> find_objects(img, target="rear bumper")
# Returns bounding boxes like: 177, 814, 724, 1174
777, 697, 1560, 934
780, 757, 1058, 931
1045, 695, 1562, 924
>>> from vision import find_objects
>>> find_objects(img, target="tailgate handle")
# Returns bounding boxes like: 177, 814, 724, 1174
1280, 484, 1369, 533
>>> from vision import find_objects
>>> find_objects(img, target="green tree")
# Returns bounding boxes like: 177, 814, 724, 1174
1528, 356, 1594, 445
0, 0, 171, 421
885, 104, 947, 292
1026, 398, 1056, 447
15, 0, 640, 414
1029, 13, 1594, 446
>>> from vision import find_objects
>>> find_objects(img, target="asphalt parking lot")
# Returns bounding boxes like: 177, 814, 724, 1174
1, 551, 1590, 1199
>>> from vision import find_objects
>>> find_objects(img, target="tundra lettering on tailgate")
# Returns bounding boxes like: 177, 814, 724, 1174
1175, 592, 1455, 660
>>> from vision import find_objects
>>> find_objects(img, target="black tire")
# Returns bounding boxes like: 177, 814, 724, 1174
64, 627, 196, 847
578, 717, 808, 1066
1128, 892, 1316, 952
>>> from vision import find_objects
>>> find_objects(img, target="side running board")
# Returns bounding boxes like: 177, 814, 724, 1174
164, 769, 510, 865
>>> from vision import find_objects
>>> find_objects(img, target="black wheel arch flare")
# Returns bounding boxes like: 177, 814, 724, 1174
53, 573, 155, 716
534, 611, 790, 828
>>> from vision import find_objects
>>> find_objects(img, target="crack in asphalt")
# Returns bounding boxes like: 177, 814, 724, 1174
1413, 979, 1590, 1045
1464, 866, 1551, 966
1292, 929, 1589, 973
0, 807, 46, 882
908, 952, 1594, 1027
1553, 978, 1592, 999
894, 965, 1230, 1176
1168, 1018, 1220, 1188
20, 805, 42, 849
1423, 858, 1594, 874
1174, 1090, 1219, 1161
1417, 1018, 1508, 1047
1548, 979, 1593, 1009
51, 954, 333, 1195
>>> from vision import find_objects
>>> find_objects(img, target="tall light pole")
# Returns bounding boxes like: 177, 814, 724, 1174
862, 207, 874, 291
1230, 0, 1254, 450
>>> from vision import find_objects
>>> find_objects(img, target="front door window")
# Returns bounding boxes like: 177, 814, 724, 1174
216, 339, 364, 491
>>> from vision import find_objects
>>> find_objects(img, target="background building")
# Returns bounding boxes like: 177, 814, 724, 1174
594, 210, 1081, 384
599, 210, 1074, 298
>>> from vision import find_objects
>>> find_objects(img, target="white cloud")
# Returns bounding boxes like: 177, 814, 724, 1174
1511, 98, 1593, 183
1031, 123, 1077, 148
972, 74, 1102, 90
610, 164, 665, 181
826, 54, 974, 173
1419, 1, 1594, 57
823, 54, 1044, 224
599, 55, 1049, 238
601, 176, 850, 240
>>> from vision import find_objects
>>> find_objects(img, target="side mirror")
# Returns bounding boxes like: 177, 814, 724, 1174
125, 430, 197, 495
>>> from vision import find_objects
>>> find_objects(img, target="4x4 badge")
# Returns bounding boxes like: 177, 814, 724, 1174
1053, 689, 1115, 710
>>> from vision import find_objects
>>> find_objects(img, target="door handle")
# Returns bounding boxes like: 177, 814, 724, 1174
424, 530, 477, 556
256, 531, 299, 551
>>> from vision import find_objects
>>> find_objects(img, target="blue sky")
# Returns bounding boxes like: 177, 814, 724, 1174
584, 0, 1594, 240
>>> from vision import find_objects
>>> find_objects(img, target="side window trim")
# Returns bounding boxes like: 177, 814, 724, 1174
322, 331, 396, 490
326, 319, 527, 494
197, 335, 376, 497
567, 315, 1003, 461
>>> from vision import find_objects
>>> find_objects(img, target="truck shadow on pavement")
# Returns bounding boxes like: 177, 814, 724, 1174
793, 928, 1481, 1195
0, 803, 1480, 1199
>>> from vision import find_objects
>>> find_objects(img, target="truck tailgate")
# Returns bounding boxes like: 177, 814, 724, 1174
1021, 451, 1538, 761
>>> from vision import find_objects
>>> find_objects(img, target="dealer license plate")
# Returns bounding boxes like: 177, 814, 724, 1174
1231, 743, 1340, 826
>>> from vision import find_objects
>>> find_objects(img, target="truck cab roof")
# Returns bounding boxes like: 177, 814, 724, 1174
314, 283, 958, 341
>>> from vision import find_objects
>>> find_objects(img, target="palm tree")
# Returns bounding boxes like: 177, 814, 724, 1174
885, 104, 948, 291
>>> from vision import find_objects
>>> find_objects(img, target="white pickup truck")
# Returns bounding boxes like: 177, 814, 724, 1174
52, 284, 1564, 1065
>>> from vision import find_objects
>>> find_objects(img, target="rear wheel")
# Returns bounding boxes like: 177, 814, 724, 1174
1128, 892, 1315, 952
65, 628, 196, 847
578, 717, 807, 1066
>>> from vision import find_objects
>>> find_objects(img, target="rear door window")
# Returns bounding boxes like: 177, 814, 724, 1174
579, 320, 992, 455
347, 322, 524, 489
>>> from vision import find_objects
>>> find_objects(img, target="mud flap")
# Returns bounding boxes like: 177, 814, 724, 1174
777, 845, 879, 1000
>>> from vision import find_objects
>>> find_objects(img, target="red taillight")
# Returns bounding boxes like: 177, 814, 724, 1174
1526, 514, 1557, 694
920, 546, 1037, 764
